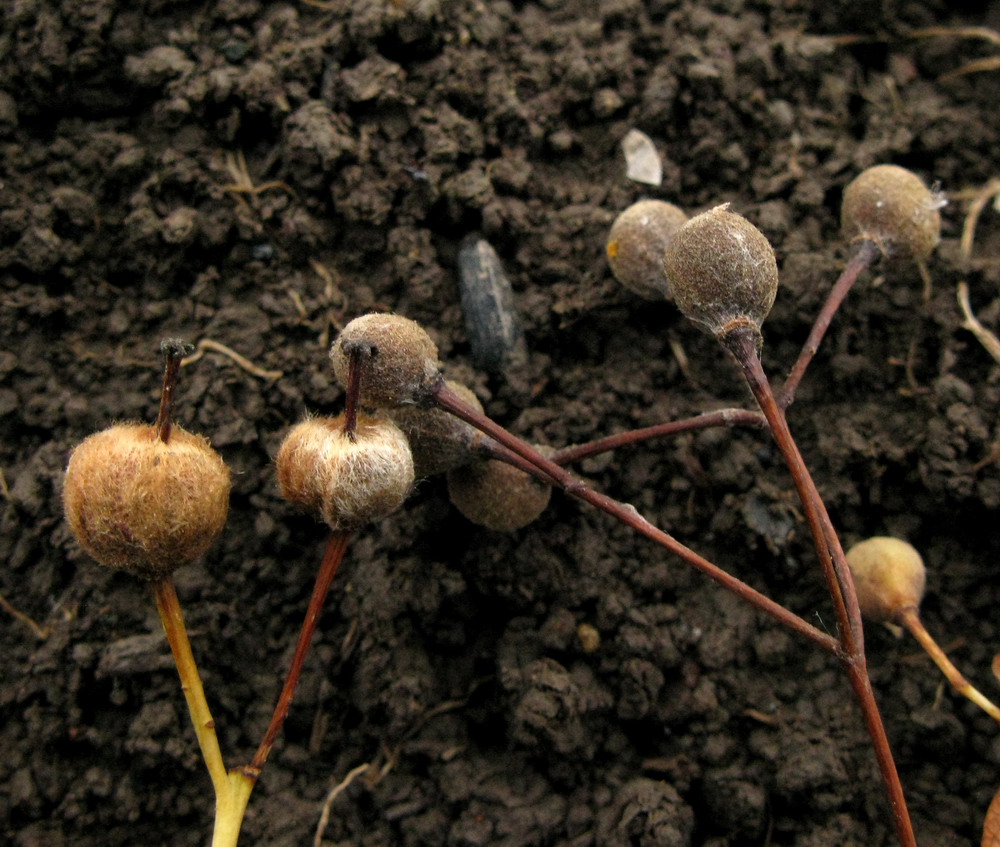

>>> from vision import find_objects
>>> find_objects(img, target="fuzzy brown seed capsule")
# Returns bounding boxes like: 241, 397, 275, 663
447, 457, 551, 532
607, 199, 688, 300
841, 165, 941, 261
845, 536, 926, 624
663, 204, 778, 341
63, 424, 231, 580
389, 381, 485, 478
330, 313, 442, 408
276, 412, 414, 531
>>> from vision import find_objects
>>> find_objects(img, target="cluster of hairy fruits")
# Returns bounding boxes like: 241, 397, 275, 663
324, 313, 551, 532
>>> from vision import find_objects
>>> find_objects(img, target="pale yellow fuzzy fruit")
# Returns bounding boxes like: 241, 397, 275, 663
276, 412, 414, 531
845, 536, 927, 623
63, 424, 231, 580
607, 199, 688, 300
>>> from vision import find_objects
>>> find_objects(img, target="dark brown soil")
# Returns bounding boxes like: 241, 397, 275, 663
3, 1, 1000, 845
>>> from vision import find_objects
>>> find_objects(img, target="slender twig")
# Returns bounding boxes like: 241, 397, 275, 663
432, 381, 841, 656
474, 439, 558, 485
779, 239, 880, 409
940, 56, 1000, 82
153, 579, 256, 847
898, 608, 1000, 724
507, 243, 876, 467
0, 591, 50, 639
527, 243, 877, 467
156, 339, 194, 443
250, 531, 352, 772
727, 329, 863, 650
724, 327, 915, 847
911, 25, 1000, 48
153, 579, 229, 791
551, 408, 765, 465
181, 339, 283, 382
342, 350, 362, 442
313, 763, 372, 847
959, 179, 1000, 267
841, 658, 915, 847
957, 282, 1000, 366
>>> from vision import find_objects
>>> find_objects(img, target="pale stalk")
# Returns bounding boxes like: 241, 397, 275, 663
898, 607, 1000, 724
153, 578, 257, 847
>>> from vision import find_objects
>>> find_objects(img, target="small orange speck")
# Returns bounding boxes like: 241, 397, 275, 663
607, 241, 619, 259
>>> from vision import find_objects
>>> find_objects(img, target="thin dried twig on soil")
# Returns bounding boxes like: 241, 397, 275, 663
313, 763, 372, 847
958, 178, 1000, 266
181, 339, 283, 381
956, 282, 1000, 366
911, 27, 1000, 80
221, 151, 296, 199
310, 259, 348, 346
912, 26, 1000, 47
0, 592, 49, 640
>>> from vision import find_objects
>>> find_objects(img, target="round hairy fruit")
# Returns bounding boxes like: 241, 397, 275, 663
663, 204, 778, 341
841, 165, 941, 261
63, 424, 231, 580
276, 412, 414, 531
330, 313, 441, 408
607, 199, 688, 300
845, 536, 926, 624
447, 457, 551, 532
389, 380, 485, 478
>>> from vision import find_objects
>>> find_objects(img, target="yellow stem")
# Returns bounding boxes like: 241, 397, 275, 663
153, 579, 229, 790
211, 770, 257, 847
153, 578, 258, 846
899, 607, 1000, 724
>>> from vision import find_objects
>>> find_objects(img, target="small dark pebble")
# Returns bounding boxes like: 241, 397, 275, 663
457, 235, 525, 374
252, 242, 274, 261
221, 39, 250, 63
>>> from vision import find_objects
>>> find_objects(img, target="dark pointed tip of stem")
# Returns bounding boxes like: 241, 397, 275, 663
161, 338, 195, 360
342, 347, 363, 442
419, 372, 447, 408
156, 339, 192, 443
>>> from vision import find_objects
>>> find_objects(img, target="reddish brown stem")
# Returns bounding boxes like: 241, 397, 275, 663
539, 243, 877, 467
551, 408, 765, 465
474, 439, 558, 486
723, 327, 914, 847
433, 381, 840, 656
842, 659, 914, 847
526, 243, 876, 467
249, 531, 351, 773
726, 329, 863, 652
779, 239, 880, 409
342, 349, 363, 442
155, 339, 193, 443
